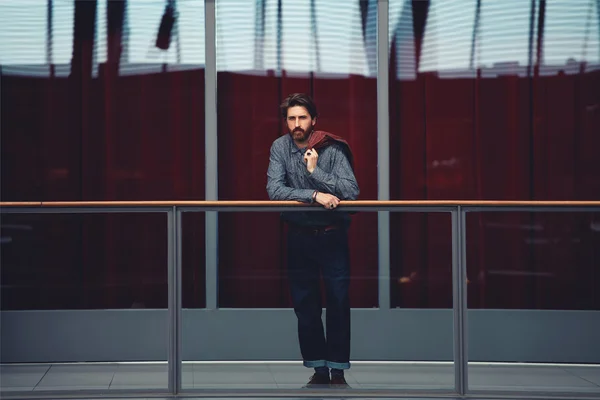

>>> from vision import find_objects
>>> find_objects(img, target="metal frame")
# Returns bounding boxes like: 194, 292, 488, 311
2, 0, 600, 396
168, 207, 183, 393
205, 0, 219, 314
460, 204, 600, 400
3, 204, 599, 398
377, 0, 391, 312
452, 207, 468, 394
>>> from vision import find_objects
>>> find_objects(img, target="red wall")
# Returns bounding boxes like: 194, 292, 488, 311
1, 66, 599, 310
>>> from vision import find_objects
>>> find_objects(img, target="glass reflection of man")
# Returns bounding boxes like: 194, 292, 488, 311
266, 93, 359, 389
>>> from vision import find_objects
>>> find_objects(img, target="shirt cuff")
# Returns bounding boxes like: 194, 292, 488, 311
302, 188, 316, 203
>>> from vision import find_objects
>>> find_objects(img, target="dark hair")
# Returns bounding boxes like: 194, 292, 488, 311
280, 93, 318, 119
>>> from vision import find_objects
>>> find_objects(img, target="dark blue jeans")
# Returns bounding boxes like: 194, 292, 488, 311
287, 226, 351, 370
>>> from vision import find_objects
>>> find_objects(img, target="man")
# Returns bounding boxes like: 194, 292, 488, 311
266, 93, 359, 389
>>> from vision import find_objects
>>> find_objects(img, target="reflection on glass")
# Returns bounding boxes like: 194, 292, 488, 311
389, 1, 600, 394
182, 213, 206, 309
216, 0, 372, 75
475, 0, 539, 77
0, 213, 169, 392
99, 0, 206, 75
543, 0, 600, 74
217, 212, 291, 308
467, 212, 600, 394
418, 0, 540, 77
1, 5, 205, 391
389, 0, 416, 80
1, 0, 205, 389
418, 0, 477, 75
389, 0, 600, 202
390, 214, 453, 309
1, 0, 207, 204
408, 0, 600, 77
0, 0, 74, 76
466, 213, 599, 310
1, 214, 168, 310
0, 0, 47, 65
107, 0, 183, 72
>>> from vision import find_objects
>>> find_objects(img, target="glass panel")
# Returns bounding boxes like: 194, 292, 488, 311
180, 0, 457, 391
1, 0, 206, 203
417, 0, 477, 75
1, 0, 205, 394
386, 211, 455, 391
475, 0, 538, 77
182, 213, 206, 309
466, 212, 600, 311
0, 213, 169, 392
467, 211, 600, 394
405, 0, 600, 394
215, 0, 378, 308
390, 213, 453, 309
218, 211, 292, 308
183, 210, 454, 391
0, 0, 48, 65
542, 0, 600, 75
217, 211, 378, 309
1, 214, 167, 310
389, 0, 461, 315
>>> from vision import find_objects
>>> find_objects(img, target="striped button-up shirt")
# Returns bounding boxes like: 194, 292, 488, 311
266, 133, 359, 227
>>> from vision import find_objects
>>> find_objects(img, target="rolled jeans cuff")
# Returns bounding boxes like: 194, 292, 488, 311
326, 360, 351, 369
303, 359, 327, 368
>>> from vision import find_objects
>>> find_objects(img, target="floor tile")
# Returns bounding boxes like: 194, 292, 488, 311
564, 366, 600, 386
0, 364, 51, 388
36, 364, 116, 388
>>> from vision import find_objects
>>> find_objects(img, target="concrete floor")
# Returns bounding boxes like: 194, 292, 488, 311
1, 361, 599, 395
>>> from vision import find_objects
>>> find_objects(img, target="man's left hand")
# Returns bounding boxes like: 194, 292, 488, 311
303, 148, 318, 173
315, 192, 340, 210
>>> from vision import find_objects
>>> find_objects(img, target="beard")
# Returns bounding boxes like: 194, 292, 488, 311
290, 125, 313, 143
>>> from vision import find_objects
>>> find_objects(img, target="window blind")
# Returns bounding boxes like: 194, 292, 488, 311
0, 0, 75, 76
389, 0, 417, 80
217, 0, 370, 76
542, 0, 600, 75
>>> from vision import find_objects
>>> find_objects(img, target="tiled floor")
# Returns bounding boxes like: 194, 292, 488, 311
1, 362, 599, 394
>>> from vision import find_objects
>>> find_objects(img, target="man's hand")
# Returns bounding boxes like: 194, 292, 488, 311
315, 192, 340, 210
303, 148, 318, 174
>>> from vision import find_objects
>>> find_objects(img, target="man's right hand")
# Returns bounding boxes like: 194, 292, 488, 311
315, 192, 340, 210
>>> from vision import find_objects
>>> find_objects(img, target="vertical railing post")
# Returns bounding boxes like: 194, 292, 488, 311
205, 0, 219, 311
377, 0, 390, 310
167, 207, 181, 393
452, 206, 469, 395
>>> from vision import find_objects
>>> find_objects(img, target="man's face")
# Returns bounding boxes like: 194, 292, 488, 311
286, 105, 316, 143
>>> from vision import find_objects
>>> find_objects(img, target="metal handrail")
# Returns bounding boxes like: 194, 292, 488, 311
1, 199, 599, 396
2, 200, 599, 207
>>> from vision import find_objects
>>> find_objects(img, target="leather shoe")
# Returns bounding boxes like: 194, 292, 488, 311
302, 373, 330, 388
330, 375, 351, 388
